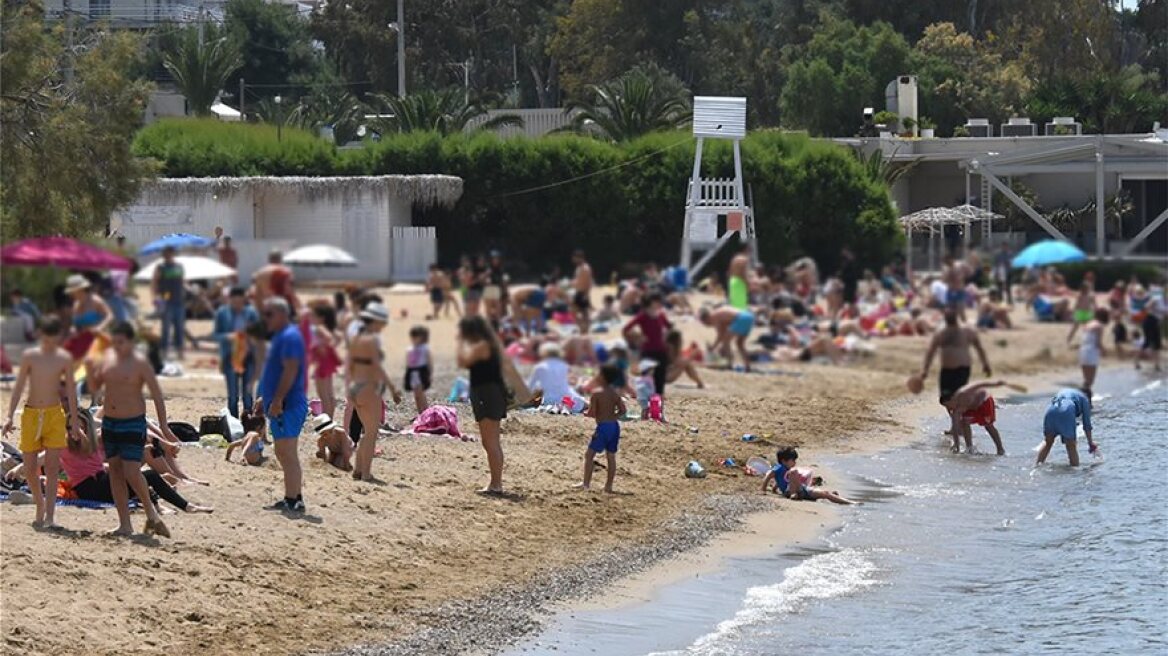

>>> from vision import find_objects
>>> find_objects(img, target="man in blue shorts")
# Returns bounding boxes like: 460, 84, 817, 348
258, 298, 308, 511
1037, 388, 1097, 467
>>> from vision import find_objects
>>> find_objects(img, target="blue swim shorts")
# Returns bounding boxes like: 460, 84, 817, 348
1043, 401, 1078, 444
588, 421, 621, 454
267, 400, 308, 440
730, 311, 755, 337
947, 289, 968, 306
102, 415, 148, 461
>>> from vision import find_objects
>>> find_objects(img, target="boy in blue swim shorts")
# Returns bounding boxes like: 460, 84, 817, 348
577, 364, 627, 493
1038, 388, 1097, 467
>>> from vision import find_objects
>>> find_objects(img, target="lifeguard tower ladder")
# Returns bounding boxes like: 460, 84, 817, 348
680, 96, 757, 279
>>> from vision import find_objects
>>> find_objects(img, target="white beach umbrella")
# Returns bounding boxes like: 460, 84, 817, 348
133, 255, 236, 282
283, 244, 358, 268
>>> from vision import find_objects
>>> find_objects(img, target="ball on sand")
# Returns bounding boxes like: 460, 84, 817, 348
906, 374, 924, 395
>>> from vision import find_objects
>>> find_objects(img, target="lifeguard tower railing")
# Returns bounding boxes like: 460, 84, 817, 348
685, 178, 743, 208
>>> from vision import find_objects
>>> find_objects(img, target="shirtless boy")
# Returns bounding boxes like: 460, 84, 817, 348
578, 364, 627, 493
699, 305, 755, 371
572, 250, 594, 335
88, 322, 174, 537
920, 309, 992, 434
2, 317, 81, 528
945, 379, 1009, 455
312, 414, 352, 471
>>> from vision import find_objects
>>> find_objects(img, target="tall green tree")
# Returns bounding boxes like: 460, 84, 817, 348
779, 15, 913, 136
563, 64, 691, 141
163, 29, 243, 116
1, 2, 153, 239
224, 0, 320, 101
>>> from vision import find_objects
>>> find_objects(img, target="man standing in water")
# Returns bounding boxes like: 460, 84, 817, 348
89, 322, 175, 537
920, 309, 992, 433
727, 244, 751, 310
1038, 388, 1096, 466
258, 298, 308, 512
571, 249, 594, 334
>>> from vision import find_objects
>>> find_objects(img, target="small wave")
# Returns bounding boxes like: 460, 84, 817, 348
659, 549, 880, 655
890, 483, 971, 499
1131, 380, 1163, 396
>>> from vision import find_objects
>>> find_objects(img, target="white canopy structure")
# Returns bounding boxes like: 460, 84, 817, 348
284, 244, 358, 267
211, 102, 242, 122
134, 255, 236, 282
899, 205, 1002, 272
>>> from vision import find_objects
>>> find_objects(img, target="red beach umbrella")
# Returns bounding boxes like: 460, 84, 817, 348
0, 236, 133, 271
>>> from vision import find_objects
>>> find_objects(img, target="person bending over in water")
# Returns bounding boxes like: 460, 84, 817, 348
225, 407, 269, 466
762, 446, 856, 505
1037, 388, 1097, 467
577, 364, 627, 493
946, 380, 1009, 455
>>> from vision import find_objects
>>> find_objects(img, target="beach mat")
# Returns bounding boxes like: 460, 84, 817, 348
0, 490, 138, 509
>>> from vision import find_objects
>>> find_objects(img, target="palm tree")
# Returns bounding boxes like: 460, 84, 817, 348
368, 88, 523, 136
563, 64, 692, 141
286, 90, 366, 144
162, 32, 242, 117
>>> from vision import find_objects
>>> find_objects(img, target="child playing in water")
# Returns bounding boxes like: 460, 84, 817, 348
312, 414, 352, 471
762, 446, 856, 504
2, 316, 81, 528
404, 325, 432, 414
577, 364, 627, 492
1037, 388, 1096, 467
225, 407, 268, 466
945, 380, 1010, 455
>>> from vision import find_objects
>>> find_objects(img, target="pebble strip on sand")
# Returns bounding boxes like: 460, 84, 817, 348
327, 494, 773, 656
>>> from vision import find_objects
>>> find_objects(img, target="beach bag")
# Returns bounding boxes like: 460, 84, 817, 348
198, 415, 227, 437
169, 422, 200, 442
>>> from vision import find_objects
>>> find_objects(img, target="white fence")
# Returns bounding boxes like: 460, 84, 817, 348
465, 108, 577, 138
391, 227, 436, 282
685, 178, 743, 208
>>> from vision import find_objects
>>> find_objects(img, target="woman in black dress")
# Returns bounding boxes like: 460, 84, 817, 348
456, 316, 508, 495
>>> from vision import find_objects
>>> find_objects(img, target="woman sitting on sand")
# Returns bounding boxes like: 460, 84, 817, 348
346, 302, 402, 482
457, 316, 508, 496
46, 414, 212, 513
527, 342, 585, 412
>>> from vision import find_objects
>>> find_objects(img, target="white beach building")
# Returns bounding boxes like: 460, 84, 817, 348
111, 175, 463, 282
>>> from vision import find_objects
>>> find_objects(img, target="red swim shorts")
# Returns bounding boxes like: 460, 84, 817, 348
963, 396, 996, 427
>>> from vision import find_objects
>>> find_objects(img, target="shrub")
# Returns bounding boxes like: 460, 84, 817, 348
134, 119, 901, 276
1055, 261, 1165, 290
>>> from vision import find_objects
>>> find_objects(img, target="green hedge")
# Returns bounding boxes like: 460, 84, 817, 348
1056, 261, 1166, 290
134, 119, 901, 276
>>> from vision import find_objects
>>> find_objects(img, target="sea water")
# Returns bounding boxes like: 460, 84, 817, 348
504, 370, 1168, 656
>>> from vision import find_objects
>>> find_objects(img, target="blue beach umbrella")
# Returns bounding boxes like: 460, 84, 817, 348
139, 233, 216, 256
1010, 240, 1086, 269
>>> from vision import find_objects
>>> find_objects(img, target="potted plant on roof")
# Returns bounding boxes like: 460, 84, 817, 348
873, 110, 899, 137
919, 117, 936, 138
900, 116, 917, 138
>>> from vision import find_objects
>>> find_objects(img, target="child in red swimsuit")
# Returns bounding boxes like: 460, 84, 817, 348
946, 380, 1009, 455
309, 306, 342, 417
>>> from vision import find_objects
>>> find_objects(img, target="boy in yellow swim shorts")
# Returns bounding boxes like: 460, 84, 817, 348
2, 316, 81, 529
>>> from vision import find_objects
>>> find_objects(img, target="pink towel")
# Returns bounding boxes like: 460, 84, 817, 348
409, 405, 462, 438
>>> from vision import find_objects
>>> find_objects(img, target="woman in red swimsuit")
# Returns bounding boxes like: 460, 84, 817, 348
309, 305, 342, 417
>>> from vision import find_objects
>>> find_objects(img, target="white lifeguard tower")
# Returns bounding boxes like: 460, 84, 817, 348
680, 96, 756, 278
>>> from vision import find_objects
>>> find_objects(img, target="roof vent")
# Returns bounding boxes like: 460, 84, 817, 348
1044, 117, 1082, 136
964, 118, 992, 138
1001, 117, 1036, 137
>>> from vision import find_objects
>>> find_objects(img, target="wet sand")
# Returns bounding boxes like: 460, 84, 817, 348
0, 289, 1086, 655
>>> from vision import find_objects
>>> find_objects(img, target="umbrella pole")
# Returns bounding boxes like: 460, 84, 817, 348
905, 226, 912, 282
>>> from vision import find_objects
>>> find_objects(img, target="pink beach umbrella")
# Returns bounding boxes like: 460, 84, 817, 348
0, 236, 133, 271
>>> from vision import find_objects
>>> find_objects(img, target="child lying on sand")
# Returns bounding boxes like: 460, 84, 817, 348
762, 446, 856, 505
312, 413, 353, 471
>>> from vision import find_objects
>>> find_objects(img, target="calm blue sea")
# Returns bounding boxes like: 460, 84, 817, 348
504, 369, 1168, 656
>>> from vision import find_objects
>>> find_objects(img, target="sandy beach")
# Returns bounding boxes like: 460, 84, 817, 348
1, 288, 1087, 656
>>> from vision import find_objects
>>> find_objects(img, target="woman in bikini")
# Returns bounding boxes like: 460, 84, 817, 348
345, 302, 401, 482
64, 275, 112, 402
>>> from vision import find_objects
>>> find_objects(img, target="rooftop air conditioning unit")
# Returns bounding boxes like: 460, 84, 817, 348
964, 118, 992, 138
1044, 117, 1083, 136
1000, 117, 1036, 137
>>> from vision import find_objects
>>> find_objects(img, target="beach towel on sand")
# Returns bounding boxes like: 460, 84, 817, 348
408, 405, 463, 438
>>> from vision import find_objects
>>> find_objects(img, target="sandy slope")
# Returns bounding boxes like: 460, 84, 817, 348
0, 288, 1084, 656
